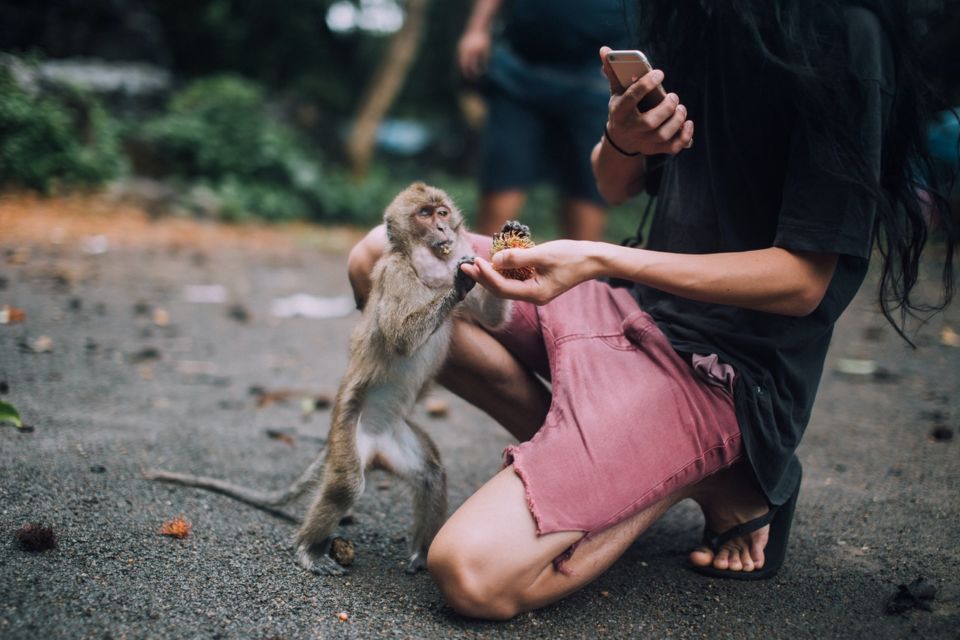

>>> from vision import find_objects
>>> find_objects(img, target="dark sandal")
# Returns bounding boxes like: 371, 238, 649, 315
691, 467, 801, 581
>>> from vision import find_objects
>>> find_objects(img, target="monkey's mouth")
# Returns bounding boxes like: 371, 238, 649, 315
433, 240, 453, 256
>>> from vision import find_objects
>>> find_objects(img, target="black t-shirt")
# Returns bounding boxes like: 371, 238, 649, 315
632, 7, 895, 504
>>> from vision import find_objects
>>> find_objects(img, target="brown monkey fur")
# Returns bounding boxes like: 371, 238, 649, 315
145, 182, 512, 575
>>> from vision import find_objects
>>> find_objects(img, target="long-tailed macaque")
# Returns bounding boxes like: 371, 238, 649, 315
146, 182, 514, 575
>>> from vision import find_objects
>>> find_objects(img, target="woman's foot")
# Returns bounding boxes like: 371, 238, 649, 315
688, 463, 771, 573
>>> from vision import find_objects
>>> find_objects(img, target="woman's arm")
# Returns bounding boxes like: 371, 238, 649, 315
459, 240, 838, 317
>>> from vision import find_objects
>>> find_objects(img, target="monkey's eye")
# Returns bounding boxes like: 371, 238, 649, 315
437, 208, 449, 218
418, 207, 432, 217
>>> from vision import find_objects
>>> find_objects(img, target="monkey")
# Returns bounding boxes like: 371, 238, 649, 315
145, 182, 516, 576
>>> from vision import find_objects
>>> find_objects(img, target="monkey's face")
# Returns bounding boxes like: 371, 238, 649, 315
412, 200, 460, 258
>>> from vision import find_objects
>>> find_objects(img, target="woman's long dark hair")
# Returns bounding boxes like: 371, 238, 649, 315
634, 0, 959, 343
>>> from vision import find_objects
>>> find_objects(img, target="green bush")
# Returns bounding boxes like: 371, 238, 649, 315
0, 67, 125, 192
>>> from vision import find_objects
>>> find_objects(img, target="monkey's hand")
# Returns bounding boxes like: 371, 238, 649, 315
455, 256, 478, 301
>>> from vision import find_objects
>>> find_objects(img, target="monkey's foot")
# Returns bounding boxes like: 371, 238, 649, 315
405, 551, 428, 574
296, 543, 348, 576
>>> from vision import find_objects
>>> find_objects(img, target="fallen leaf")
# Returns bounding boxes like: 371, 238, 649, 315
159, 517, 191, 539
265, 429, 296, 447
0, 305, 26, 325
255, 389, 296, 408
940, 326, 960, 347
0, 400, 23, 428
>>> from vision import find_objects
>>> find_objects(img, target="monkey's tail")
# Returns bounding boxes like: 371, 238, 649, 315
143, 453, 327, 522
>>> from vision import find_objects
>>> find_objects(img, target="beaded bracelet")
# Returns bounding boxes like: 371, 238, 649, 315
603, 125, 642, 157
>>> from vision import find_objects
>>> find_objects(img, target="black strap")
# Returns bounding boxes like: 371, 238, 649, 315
701, 505, 780, 551
603, 124, 643, 157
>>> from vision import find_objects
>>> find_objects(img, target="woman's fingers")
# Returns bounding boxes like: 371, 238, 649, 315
461, 258, 543, 302
623, 69, 666, 111
599, 46, 625, 94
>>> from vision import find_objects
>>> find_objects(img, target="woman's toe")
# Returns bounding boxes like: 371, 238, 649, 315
714, 546, 732, 570
738, 545, 755, 571
689, 546, 714, 567
750, 533, 767, 569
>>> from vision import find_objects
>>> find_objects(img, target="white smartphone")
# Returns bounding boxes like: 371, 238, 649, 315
605, 49, 667, 112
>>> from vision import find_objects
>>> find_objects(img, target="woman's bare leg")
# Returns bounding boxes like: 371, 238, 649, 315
347, 227, 770, 588
427, 467, 688, 620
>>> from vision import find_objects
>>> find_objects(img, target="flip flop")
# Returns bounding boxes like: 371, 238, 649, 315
691, 466, 802, 581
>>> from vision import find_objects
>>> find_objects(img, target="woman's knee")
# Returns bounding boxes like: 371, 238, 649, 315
427, 529, 521, 621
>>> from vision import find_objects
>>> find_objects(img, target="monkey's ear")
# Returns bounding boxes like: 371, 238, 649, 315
408, 181, 428, 192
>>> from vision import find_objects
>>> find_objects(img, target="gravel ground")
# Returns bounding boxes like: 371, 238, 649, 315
1, 200, 958, 639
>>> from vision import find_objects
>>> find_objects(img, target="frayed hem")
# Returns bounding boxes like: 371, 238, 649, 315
503, 445, 545, 536
504, 445, 586, 576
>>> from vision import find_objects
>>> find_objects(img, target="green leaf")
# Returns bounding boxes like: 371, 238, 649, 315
0, 400, 22, 428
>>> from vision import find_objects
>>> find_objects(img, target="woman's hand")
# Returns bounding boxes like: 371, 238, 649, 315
599, 46, 694, 157
459, 240, 602, 305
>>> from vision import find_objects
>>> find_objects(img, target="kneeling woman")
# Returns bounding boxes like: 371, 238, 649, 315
349, 0, 956, 620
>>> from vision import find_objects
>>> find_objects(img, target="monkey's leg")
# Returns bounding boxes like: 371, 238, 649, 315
396, 420, 448, 574
295, 457, 364, 576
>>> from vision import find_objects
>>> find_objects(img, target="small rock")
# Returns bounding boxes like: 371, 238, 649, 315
90, 465, 107, 473
152, 308, 170, 327
337, 612, 349, 623
929, 426, 953, 442
31, 336, 54, 353
129, 347, 161, 363
425, 398, 449, 418
227, 304, 250, 323
940, 326, 960, 347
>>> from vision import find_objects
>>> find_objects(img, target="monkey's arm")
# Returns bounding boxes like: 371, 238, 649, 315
374, 259, 472, 355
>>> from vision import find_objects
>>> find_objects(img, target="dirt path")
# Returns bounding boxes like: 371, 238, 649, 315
1, 196, 957, 639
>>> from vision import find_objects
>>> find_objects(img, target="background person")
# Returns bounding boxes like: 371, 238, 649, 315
457, 0, 630, 240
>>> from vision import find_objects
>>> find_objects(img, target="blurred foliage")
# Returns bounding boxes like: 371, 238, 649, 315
0, 67, 125, 192
138, 76, 312, 183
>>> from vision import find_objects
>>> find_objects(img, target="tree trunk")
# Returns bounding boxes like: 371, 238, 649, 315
345, 0, 431, 179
